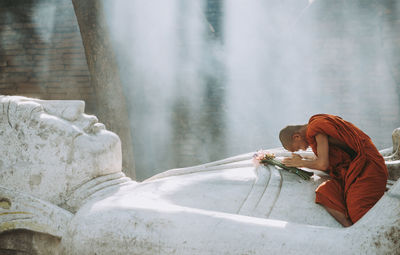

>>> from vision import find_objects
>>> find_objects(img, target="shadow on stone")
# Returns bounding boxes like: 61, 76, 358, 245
0, 229, 60, 255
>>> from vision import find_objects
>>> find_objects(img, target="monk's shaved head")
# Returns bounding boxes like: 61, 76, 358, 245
279, 125, 305, 150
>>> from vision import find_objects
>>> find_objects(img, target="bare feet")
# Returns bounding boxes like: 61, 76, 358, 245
324, 206, 353, 227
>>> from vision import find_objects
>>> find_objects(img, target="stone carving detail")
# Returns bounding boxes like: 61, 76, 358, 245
0, 96, 122, 207
381, 127, 400, 180
0, 186, 72, 238
0, 96, 398, 254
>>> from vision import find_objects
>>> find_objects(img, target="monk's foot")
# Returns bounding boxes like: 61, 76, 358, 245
341, 218, 353, 227
323, 206, 353, 227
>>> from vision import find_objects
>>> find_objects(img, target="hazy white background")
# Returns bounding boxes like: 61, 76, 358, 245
104, 0, 400, 180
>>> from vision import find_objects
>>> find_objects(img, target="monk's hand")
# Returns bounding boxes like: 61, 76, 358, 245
282, 153, 303, 167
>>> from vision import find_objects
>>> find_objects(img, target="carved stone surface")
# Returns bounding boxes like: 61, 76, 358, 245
0, 96, 399, 254
381, 127, 400, 180
0, 230, 61, 255
0, 96, 122, 208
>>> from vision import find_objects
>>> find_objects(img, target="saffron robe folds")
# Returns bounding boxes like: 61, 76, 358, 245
306, 114, 388, 223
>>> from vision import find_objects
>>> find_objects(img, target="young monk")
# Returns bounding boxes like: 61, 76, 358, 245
279, 114, 388, 227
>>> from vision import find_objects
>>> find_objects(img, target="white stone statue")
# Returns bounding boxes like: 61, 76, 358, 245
0, 96, 399, 254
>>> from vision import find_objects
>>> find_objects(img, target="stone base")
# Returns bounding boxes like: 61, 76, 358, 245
387, 163, 400, 181
0, 230, 60, 255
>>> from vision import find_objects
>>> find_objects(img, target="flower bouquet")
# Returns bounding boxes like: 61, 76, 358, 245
252, 151, 313, 180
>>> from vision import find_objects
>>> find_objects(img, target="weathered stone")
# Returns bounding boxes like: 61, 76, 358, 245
0, 229, 61, 255
380, 127, 400, 180
0, 96, 398, 254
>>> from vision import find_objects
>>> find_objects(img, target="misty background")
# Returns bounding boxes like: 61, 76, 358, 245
104, 0, 400, 180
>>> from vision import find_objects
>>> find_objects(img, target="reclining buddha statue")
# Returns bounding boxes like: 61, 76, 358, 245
0, 96, 399, 254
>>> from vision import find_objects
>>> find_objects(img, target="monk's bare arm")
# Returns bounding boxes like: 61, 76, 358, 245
283, 133, 330, 171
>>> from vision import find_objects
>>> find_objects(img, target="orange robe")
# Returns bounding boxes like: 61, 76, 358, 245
306, 114, 388, 223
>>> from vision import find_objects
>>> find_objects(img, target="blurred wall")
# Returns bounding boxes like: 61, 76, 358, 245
107, 0, 400, 180
0, 0, 96, 113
